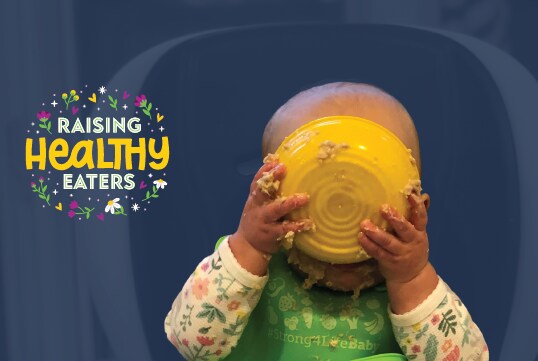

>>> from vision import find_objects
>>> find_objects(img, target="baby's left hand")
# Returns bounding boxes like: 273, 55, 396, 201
358, 193, 430, 284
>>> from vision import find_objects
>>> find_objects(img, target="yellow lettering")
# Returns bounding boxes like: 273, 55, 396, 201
25, 138, 47, 170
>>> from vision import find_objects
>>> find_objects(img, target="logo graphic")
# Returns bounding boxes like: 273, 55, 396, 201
25, 85, 169, 221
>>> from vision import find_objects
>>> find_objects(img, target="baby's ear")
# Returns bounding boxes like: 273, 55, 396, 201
421, 193, 431, 210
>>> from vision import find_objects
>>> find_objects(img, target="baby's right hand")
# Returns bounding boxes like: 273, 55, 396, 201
231, 162, 313, 258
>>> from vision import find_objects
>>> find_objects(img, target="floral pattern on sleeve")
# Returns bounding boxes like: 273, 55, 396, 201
390, 279, 489, 361
164, 236, 269, 361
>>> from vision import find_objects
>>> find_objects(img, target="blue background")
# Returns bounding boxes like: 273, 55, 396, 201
1, 1, 537, 361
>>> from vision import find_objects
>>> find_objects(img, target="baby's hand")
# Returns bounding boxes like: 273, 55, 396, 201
233, 161, 314, 257
358, 193, 430, 284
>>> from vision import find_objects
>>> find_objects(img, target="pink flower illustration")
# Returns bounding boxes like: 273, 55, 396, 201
441, 339, 453, 353
70, 200, 79, 209
227, 300, 241, 311
134, 94, 152, 119
431, 314, 440, 326
36, 111, 50, 120
412, 345, 421, 353
197, 335, 214, 346
182, 339, 189, 346
134, 94, 146, 107
192, 278, 209, 300
36, 111, 52, 134
201, 262, 209, 272
68, 210, 76, 218
30, 182, 36, 187
39, 176, 44, 182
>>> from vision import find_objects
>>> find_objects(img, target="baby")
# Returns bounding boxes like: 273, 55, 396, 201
164, 82, 489, 361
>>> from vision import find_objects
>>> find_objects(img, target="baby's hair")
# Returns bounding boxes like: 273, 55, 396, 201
262, 81, 422, 176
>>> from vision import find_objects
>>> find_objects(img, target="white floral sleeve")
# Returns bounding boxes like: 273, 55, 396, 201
389, 277, 489, 361
164, 236, 269, 360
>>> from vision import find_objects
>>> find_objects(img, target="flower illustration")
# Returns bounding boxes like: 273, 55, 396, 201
37, 111, 50, 120
66, 200, 94, 219
62, 89, 79, 110
153, 179, 167, 189
215, 349, 222, 356
134, 94, 152, 119
31, 176, 50, 206
441, 339, 453, 353
192, 278, 209, 300
227, 300, 241, 311
36, 110, 52, 134
201, 262, 209, 272
134, 94, 146, 107
431, 314, 440, 326
196, 335, 214, 346
143, 181, 167, 202
105, 198, 126, 216
411, 345, 421, 353
181, 339, 189, 347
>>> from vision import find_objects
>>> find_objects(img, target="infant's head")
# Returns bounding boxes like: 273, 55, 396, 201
262, 82, 430, 295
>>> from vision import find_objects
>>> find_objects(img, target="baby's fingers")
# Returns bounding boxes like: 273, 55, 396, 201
264, 193, 310, 222
407, 193, 428, 232
275, 218, 316, 239
250, 162, 279, 193
250, 163, 286, 203
358, 231, 394, 261
380, 204, 416, 242
359, 219, 403, 254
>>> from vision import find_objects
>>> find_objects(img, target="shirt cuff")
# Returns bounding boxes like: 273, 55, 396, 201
218, 235, 269, 290
388, 276, 448, 327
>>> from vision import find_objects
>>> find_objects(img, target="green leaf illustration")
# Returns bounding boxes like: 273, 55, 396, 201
424, 334, 438, 361
438, 309, 457, 337
198, 326, 211, 334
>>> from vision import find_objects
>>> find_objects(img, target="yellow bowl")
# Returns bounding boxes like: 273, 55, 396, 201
274, 116, 421, 264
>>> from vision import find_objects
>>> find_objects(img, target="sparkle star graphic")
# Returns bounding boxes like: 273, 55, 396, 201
131, 203, 140, 212
148, 173, 153, 178
159, 126, 164, 132
53, 189, 58, 195
122, 104, 128, 110
98, 86, 107, 94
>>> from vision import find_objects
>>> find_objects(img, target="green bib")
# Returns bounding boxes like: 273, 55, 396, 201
216, 237, 403, 361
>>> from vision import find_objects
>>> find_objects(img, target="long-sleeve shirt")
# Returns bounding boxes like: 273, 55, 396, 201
165, 236, 489, 361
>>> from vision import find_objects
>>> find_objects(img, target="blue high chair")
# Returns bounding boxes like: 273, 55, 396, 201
77, 24, 538, 361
